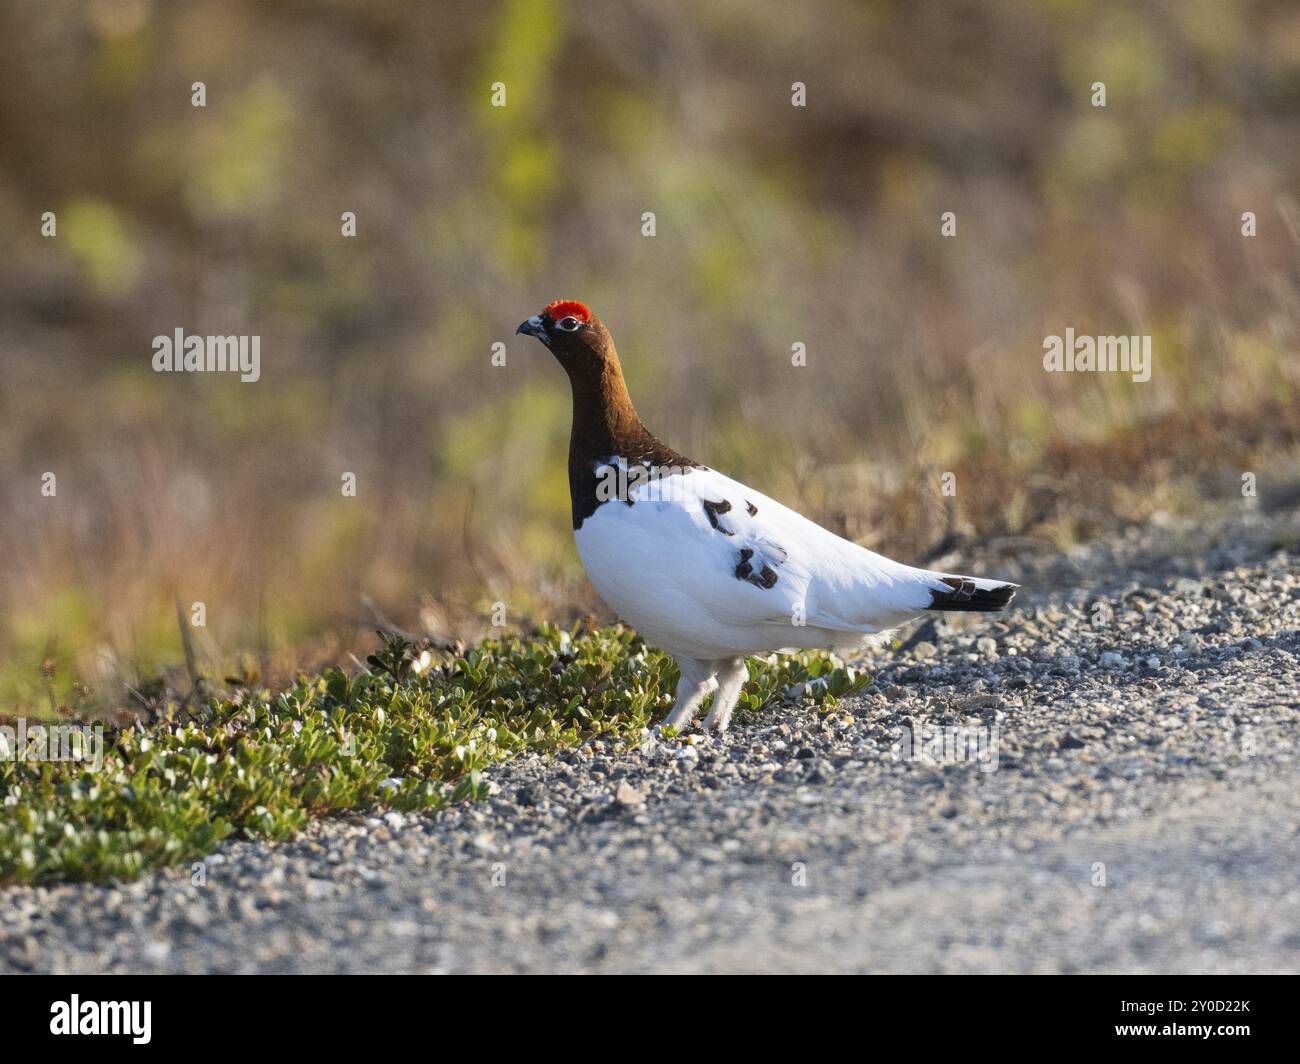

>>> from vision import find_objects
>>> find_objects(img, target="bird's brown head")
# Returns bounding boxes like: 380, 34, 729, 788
516, 300, 692, 519
516, 299, 616, 378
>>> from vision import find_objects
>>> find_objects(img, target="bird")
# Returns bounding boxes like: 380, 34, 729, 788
516, 299, 1018, 732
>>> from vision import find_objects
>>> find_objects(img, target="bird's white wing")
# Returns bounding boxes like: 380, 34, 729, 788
682, 468, 957, 630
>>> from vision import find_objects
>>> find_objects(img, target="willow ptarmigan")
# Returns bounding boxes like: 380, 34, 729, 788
517, 299, 1018, 733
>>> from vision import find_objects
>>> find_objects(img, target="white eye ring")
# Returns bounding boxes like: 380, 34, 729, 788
557, 316, 582, 331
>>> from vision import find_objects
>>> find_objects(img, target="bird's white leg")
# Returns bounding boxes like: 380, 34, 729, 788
661, 657, 717, 730
703, 656, 748, 732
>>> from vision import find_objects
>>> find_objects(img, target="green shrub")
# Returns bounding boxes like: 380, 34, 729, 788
0, 625, 865, 885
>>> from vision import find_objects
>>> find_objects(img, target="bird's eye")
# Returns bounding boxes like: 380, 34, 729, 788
557, 316, 582, 331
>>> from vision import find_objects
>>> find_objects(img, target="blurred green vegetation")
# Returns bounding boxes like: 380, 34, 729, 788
1, 0, 1298, 713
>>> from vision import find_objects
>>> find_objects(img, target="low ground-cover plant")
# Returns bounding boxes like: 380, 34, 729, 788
0, 625, 866, 885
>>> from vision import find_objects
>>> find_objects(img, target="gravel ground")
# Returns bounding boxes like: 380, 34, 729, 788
4, 502, 1299, 974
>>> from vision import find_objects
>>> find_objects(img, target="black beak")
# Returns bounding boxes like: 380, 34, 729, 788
516, 315, 548, 341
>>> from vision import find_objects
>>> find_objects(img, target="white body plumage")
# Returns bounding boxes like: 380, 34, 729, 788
574, 463, 1014, 731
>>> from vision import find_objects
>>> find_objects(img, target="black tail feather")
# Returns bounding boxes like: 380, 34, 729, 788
927, 576, 1018, 612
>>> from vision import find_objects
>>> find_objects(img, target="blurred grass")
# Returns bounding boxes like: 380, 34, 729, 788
0, 0, 1298, 714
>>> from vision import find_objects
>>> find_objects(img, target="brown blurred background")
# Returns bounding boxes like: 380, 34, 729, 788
1, 0, 1298, 713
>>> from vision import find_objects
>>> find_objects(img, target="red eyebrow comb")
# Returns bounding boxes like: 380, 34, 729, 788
542, 299, 591, 321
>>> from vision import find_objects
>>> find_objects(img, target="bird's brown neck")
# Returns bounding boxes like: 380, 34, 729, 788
566, 356, 644, 463
564, 355, 698, 529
